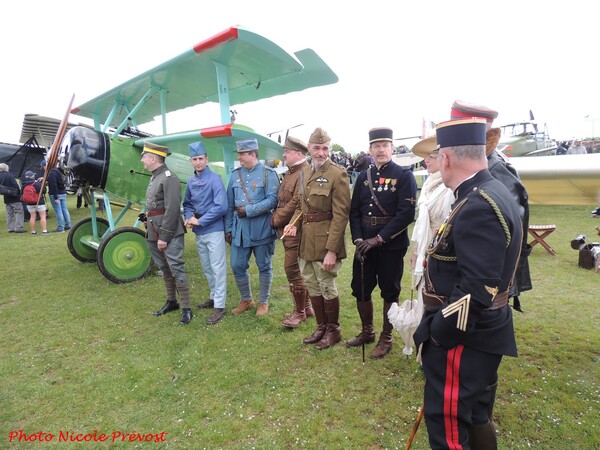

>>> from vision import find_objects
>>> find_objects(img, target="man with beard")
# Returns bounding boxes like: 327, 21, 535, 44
284, 128, 350, 350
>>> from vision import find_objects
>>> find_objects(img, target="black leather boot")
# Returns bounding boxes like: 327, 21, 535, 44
179, 308, 193, 325
154, 300, 180, 316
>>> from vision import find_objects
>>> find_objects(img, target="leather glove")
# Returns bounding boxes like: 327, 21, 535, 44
225, 232, 232, 245
236, 205, 247, 218
354, 240, 365, 263
138, 213, 148, 229
356, 236, 382, 255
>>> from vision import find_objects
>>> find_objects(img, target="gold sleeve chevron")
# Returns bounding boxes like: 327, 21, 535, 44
442, 294, 471, 331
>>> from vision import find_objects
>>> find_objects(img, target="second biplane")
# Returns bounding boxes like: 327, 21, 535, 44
51, 26, 338, 283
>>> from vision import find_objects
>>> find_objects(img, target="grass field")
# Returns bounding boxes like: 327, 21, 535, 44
1, 199, 599, 449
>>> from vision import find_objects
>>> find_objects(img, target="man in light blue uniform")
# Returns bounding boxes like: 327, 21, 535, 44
225, 138, 279, 317
183, 141, 228, 325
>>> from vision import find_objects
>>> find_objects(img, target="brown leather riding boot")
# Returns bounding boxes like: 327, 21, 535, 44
282, 285, 307, 328
315, 297, 341, 350
345, 300, 376, 347
468, 421, 498, 450
304, 290, 315, 318
371, 302, 394, 359
302, 296, 326, 344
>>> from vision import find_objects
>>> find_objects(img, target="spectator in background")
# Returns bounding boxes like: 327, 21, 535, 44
21, 171, 48, 235
0, 163, 25, 233
567, 140, 587, 154
556, 141, 568, 155
43, 159, 71, 232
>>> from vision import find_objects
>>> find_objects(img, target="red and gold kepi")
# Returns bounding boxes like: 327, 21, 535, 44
436, 118, 487, 149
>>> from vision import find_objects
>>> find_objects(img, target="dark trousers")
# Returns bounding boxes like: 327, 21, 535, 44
351, 246, 407, 301
421, 341, 502, 449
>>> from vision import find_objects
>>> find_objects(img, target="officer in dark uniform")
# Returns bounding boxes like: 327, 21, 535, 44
413, 118, 522, 449
347, 127, 417, 358
141, 142, 192, 325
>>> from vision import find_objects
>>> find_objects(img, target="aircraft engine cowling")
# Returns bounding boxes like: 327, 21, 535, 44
63, 126, 110, 189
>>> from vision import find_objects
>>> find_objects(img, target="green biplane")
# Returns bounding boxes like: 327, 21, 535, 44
55, 26, 338, 283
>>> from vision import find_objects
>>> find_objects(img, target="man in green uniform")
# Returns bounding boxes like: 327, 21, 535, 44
141, 142, 192, 325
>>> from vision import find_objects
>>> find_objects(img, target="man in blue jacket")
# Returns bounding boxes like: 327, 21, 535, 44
225, 139, 279, 317
183, 142, 228, 325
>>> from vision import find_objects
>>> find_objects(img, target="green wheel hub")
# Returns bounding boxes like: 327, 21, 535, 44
97, 227, 151, 283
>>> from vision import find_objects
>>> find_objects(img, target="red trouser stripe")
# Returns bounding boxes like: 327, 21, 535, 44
443, 345, 464, 450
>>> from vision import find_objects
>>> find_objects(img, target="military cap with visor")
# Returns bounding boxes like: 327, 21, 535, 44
451, 100, 498, 123
142, 141, 172, 157
283, 136, 308, 154
436, 118, 487, 149
368, 127, 394, 144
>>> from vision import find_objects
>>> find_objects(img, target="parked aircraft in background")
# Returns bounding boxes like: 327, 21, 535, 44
46, 26, 337, 283
496, 120, 558, 157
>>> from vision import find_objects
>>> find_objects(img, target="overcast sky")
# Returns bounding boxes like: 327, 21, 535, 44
1, 1, 598, 152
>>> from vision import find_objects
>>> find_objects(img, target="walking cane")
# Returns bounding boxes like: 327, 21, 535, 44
404, 404, 424, 450
360, 257, 366, 364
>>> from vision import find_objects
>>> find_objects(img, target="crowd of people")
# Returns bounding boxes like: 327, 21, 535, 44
139, 100, 530, 448
0, 160, 71, 235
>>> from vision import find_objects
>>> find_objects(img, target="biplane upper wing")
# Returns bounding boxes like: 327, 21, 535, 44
71, 27, 338, 130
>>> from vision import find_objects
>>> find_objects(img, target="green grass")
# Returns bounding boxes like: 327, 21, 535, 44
1, 200, 599, 449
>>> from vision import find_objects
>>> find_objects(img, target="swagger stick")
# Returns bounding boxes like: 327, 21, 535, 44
404, 404, 424, 450
280, 213, 303, 240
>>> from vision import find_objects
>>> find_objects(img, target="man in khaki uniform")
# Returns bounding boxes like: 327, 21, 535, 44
271, 136, 314, 328
141, 142, 192, 325
284, 128, 351, 350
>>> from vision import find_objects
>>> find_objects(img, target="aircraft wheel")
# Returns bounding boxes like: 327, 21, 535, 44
67, 217, 110, 262
97, 227, 151, 283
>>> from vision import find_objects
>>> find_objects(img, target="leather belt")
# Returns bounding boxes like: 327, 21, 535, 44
362, 215, 393, 226
147, 209, 166, 217
304, 211, 333, 222
422, 290, 509, 310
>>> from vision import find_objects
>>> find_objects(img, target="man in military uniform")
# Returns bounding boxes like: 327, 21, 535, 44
347, 127, 417, 358
451, 100, 532, 312
284, 128, 351, 350
270, 135, 315, 328
225, 138, 280, 317
183, 141, 228, 325
141, 142, 192, 325
413, 118, 522, 449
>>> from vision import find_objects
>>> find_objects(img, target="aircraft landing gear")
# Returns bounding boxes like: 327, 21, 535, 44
67, 217, 110, 262
97, 227, 152, 283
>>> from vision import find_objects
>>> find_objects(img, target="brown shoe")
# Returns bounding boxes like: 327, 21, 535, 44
256, 303, 269, 317
206, 308, 226, 324
232, 299, 255, 315
197, 298, 214, 309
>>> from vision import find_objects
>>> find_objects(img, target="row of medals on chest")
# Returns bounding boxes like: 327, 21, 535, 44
365, 177, 397, 192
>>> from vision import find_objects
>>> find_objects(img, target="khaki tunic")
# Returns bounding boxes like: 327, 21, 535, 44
294, 159, 350, 261
271, 160, 308, 235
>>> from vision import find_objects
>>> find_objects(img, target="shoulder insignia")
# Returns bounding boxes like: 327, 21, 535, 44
165, 170, 172, 177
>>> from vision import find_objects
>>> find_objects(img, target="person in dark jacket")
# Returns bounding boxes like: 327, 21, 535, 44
43, 159, 71, 232
0, 163, 25, 233
21, 171, 48, 234
414, 118, 522, 450
347, 127, 417, 359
